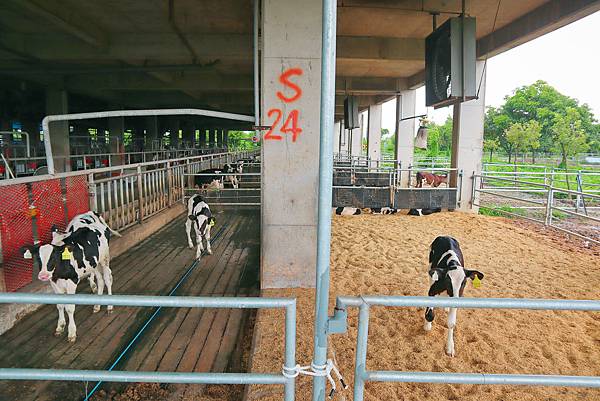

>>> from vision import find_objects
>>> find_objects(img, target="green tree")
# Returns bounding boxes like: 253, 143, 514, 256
484, 81, 599, 156
227, 131, 259, 150
483, 138, 500, 162
424, 116, 452, 157
505, 121, 541, 164
552, 108, 589, 190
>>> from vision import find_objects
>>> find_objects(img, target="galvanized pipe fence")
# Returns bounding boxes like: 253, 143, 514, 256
327, 295, 600, 401
0, 149, 257, 291
473, 173, 600, 245
0, 293, 297, 401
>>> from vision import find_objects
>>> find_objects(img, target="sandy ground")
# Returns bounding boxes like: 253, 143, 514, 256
248, 212, 600, 401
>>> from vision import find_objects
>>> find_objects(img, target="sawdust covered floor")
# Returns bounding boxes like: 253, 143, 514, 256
248, 212, 600, 401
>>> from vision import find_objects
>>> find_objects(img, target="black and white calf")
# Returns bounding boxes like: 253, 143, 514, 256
334, 207, 362, 215
222, 161, 243, 189
408, 208, 441, 216
370, 207, 398, 214
424, 236, 484, 356
21, 211, 119, 342
186, 195, 216, 259
194, 168, 225, 190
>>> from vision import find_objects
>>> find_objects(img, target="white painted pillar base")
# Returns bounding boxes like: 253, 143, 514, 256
451, 60, 486, 212
367, 104, 382, 168
395, 90, 416, 187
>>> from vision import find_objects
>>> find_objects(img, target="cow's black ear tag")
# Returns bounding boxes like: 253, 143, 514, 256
62, 248, 72, 261
472, 275, 481, 289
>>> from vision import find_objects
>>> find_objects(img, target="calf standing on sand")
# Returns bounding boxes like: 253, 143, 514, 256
424, 236, 484, 357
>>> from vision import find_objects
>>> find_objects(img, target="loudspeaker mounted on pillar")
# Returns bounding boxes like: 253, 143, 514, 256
414, 117, 429, 150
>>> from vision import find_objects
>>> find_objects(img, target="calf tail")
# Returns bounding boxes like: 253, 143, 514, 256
97, 214, 123, 237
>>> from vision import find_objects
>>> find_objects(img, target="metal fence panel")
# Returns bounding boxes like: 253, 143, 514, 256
332, 187, 391, 208
0, 183, 33, 292
394, 189, 457, 209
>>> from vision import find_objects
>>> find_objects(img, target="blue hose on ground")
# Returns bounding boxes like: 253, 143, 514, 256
82, 223, 228, 401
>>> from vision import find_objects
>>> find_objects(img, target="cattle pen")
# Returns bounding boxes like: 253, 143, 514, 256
1, 1, 600, 401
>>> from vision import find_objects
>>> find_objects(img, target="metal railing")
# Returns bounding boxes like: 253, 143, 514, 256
0, 292, 297, 401
473, 174, 600, 245
328, 295, 600, 401
182, 171, 262, 206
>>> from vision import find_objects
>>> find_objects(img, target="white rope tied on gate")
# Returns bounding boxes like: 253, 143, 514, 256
282, 358, 348, 398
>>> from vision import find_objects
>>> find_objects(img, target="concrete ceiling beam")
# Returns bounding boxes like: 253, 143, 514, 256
477, 0, 600, 59
0, 33, 252, 61
337, 36, 424, 61
4, 0, 107, 49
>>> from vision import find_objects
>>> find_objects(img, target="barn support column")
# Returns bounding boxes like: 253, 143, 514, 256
367, 104, 382, 167
223, 130, 229, 151
108, 116, 124, 166
22, 120, 41, 157
450, 60, 486, 212
333, 121, 340, 155
350, 113, 363, 158
45, 89, 70, 172
145, 116, 159, 151
198, 129, 206, 149
261, 0, 322, 288
395, 90, 416, 187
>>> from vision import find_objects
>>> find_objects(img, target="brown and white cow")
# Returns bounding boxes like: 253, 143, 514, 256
415, 172, 448, 188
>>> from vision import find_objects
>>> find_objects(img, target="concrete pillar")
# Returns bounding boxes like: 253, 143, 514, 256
333, 121, 340, 155
145, 116, 159, 150
451, 60, 486, 212
261, 0, 322, 288
198, 129, 206, 148
108, 116, 124, 166
350, 113, 363, 157
223, 131, 229, 150
367, 104, 382, 167
45, 89, 70, 172
395, 90, 416, 187
22, 120, 41, 157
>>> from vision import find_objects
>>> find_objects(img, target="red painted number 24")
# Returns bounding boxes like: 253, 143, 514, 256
264, 68, 303, 142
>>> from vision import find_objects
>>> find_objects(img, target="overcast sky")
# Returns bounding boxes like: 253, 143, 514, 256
380, 10, 600, 131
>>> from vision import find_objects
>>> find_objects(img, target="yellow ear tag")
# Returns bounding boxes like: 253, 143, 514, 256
61, 248, 72, 260
472, 276, 481, 289
209, 220, 215, 227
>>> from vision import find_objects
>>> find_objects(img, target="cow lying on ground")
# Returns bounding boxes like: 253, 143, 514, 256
424, 236, 484, 356
334, 207, 362, 215
408, 208, 442, 216
186, 195, 216, 259
370, 207, 398, 214
415, 172, 448, 188
21, 211, 120, 342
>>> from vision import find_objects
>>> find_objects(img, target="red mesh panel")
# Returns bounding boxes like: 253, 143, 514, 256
0, 184, 34, 292
66, 176, 90, 221
31, 179, 66, 244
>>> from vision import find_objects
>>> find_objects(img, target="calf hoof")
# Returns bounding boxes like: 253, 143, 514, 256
423, 322, 432, 332
188, 243, 194, 249
107, 306, 114, 314
54, 329, 64, 337
93, 305, 101, 313
445, 347, 455, 357
207, 250, 213, 255
67, 335, 76, 343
